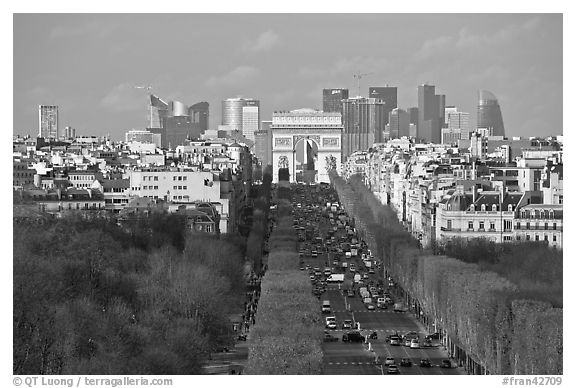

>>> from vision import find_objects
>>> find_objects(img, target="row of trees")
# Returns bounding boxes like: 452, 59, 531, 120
244, 182, 323, 374
246, 166, 273, 275
329, 172, 563, 375
14, 213, 247, 374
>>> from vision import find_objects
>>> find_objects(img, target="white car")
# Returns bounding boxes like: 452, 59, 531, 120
385, 357, 395, 366
325, 317, 337, 329
410, 339, 420, 349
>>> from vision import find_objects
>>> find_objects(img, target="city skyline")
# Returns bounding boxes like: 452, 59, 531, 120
13, 14, 562, 140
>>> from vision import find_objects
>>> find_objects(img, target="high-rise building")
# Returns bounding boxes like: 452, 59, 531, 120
477, 90, 506, 137
189, 102, 209, 133
445, 107, 470, 140
242, 101, 260, 142
62, 126, 76, 140
254, 121, 272, 167
147, 95, 207, 148
369, 86, 397, 126
323, 88, 349, 113
38, 105, 58, 139
222, 98, 260, 140
341, 97, 387, 158
407, 107, 419, 126
387, 108, 410, 139
417, 84, 445, 143
148, 95, 169, 129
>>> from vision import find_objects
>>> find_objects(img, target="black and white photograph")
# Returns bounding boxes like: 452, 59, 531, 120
9, 3, 568, 386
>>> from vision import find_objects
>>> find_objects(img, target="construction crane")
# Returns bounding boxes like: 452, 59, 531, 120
134, 85, 153, 95
353, 72, 373, 97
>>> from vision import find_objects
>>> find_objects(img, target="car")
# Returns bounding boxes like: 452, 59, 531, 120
368, 269, 375, 274
441, 359, 452, 368
342, 331, 365, 342
410, 339, 420, 349
384, 357, 395, 366
387, 365, 400, 374
389, 335, 402, 346
323, 333, 339, 342
420, 359, 432, 367
366, 303, 376, 310
342, 319, 353, 329
363, 274, 369, 280
300, 267, 305, 271
325, 316, 336, 329
426, 332, 441, 340
400, 358, 412, 367
309, 275, 315, 280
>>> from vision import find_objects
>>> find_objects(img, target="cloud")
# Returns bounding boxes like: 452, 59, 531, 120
413, 17, 543, 61
242, 30, 279, 52
413, 35, 454, 61
205, 66, 259, 88
100, 83, 146, 112
49, 19, 118, 40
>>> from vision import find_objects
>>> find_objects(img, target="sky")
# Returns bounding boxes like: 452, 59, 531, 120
13, 13, 563, 140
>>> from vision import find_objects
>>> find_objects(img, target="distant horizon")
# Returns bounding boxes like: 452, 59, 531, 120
14, 14, 562, 140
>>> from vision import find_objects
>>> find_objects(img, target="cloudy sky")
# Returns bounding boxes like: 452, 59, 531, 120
13, 13, 562, 139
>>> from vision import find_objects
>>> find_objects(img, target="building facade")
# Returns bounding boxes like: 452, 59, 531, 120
323, 88, 349, 114
222, 98, 260, 139
387, 108, 410, 139
477, 90, 506, 137
417, 85, 445, 144
271, 109, 342, 183
369, 86, 397, 126
38, 105, 59, 139
341, 97, 386, 158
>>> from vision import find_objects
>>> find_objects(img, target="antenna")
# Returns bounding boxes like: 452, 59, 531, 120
353, 72, 373, 97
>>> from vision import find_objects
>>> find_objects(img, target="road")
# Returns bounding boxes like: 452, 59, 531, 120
294, 183, 465, 375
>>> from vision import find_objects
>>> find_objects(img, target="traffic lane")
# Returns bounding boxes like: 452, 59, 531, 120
372, 342, 463, 375
323, 340, 380, 375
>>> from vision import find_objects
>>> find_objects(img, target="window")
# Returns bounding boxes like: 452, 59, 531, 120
535, 235, 540, 241
516, 236, 521, 241
183, 176, 187, 181
178, 176, 182, 181
553, 223, 557, 230
178, 186, 182, 190
504, 236, 512, 241
173, 176, 177, 181
154, 186, 158, 190
490, 222, 495, 230
154, 176, 158, 181
447, 220, 452, 230
544, 223, 548, 230
468, 221, 473, 230
526, 222, 530, 230
553, 235, 557, 242
526, 235, 530, 241
544, 235, 548, 241
516, 222, 521, 230
559, 195, 563, 204
183, 186, 187, 190
479, 221, 485, 230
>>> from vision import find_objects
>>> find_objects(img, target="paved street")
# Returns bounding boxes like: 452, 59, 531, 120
294, 183, 465, 375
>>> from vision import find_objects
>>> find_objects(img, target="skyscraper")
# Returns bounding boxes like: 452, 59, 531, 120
242, 101, 260, 142
147, 95, 206, 148
189, 102, 209, 133
341, 97, 386, 157
222, 98, 260, 140
323, 88, 349, 113
417, 84, 445, 143
148, 95, 169, 129
38, 105, 58, 139
369, 86, 397, 126
387, 108, 410, 139
477, 90, 506, 137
